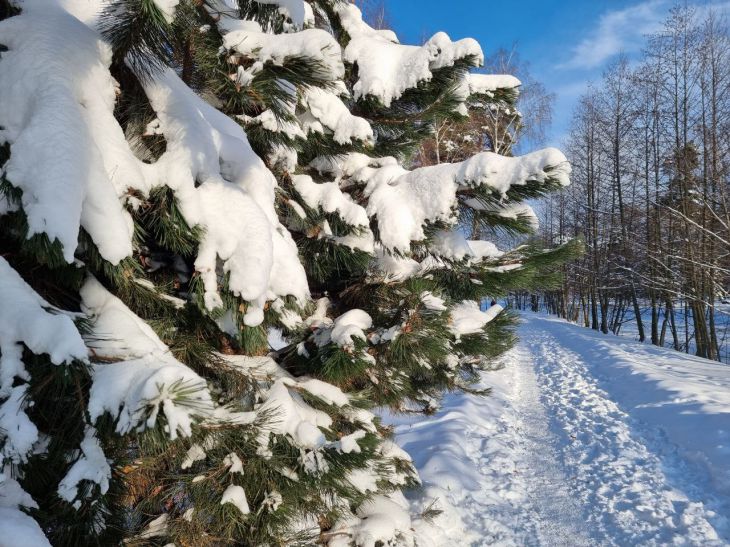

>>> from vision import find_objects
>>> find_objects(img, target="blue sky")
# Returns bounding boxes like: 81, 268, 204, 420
386, 0, 730, 147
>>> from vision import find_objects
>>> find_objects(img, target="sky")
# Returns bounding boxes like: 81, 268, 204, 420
385, 0, 730, 147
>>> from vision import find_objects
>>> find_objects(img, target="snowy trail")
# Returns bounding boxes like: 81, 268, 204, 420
385, 313, 730, 546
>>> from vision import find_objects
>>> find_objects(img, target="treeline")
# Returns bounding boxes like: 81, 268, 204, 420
536, 6, 730, 362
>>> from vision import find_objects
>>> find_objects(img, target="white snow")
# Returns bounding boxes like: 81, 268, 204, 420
218, 18, 342, 81
330, 309, 373, 348
385, 313, 730, 546
181, 444, 207, 469
348, 148, 569, 251
142, 68, 309, 322
0, 387, 38, 465
328, 493, 414, 547
300, 86, 374, 144
0, 2, 146, 264
335, 4, 483, 107
0, 506, 51, 547
0, 479, 48, 544
257, 379, 331, 450
81, 278, 214, 439
153, 0, 179, 23
57, 427, 111, 505
284, 377, 349, 407
224, 452, 244, 474
338, 430, 366, 454
430, 230, 475, 260
466, 73, 521, 95
0, 258, 87, 379
292, 175, 370, 228
253, 0, 313, 27
420, 291, 447, 312
221, 484, 250, 515
449, 301, 503, 336
0, 257, 87, 465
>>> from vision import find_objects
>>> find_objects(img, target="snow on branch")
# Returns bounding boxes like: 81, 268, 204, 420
466, 74, 522, 95
217, 15, 343, 81
0, 475, 50, 546
301, 85, 374, 144
324, 148, 570, 251
0, 4, 149, 263
0, 257, 87, 396
142, 68, 309, 323
253, 0, 314, 27
81, 278, 215, 439
449, 301, 504, 337
335, 3, 484, 106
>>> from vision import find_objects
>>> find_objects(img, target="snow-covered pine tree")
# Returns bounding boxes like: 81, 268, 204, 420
0, 0, 575, 545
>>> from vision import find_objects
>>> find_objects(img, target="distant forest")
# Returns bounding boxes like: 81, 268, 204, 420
533, 6, 730, 362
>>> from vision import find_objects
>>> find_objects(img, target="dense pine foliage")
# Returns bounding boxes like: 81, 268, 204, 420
0, 0, 574, 544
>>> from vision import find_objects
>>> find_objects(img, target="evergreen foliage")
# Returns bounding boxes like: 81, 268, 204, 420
0, 0, 575, 545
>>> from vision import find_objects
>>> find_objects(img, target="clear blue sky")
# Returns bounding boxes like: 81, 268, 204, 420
385, 0, 730, 147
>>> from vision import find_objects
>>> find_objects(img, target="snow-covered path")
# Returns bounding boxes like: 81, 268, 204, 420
386, 313, 730, 546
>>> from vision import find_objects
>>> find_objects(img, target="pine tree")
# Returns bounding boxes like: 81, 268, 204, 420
0, 0, 576, 545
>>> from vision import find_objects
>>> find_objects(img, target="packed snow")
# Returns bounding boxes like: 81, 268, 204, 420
386, 313, 730, 546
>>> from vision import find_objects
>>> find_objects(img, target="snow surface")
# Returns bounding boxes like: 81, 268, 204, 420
386, 313, 730, 546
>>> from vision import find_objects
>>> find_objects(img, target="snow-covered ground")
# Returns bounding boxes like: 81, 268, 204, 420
576, 302, 730, 364
385, 313, 730, 546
